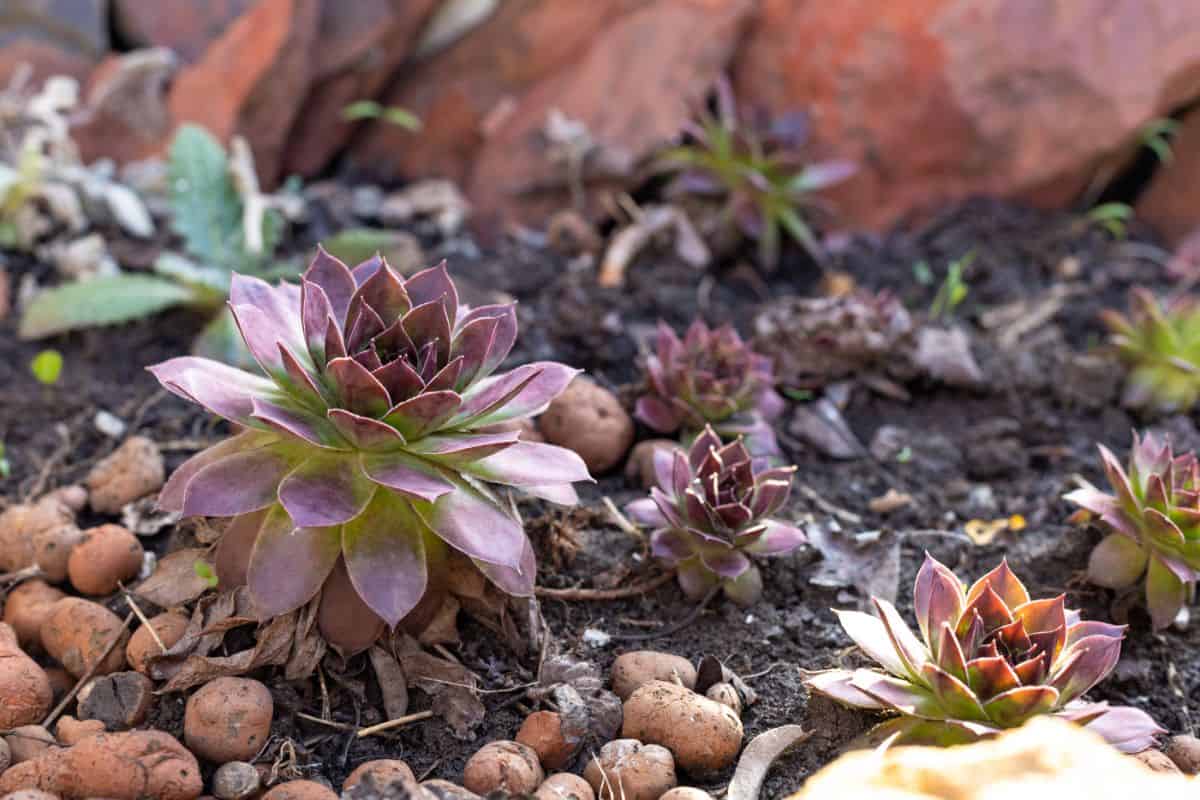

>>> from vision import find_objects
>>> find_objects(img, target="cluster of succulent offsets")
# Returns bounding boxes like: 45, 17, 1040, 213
635, 319, 785, 458
149, 251, 591, 649
807, 555, 1164, 752
625, 426, 806, 605
1102, 287, 1200, 412
1066, 431, 1200, 630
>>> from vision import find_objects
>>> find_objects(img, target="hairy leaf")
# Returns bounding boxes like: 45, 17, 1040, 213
19, 274, 200, 339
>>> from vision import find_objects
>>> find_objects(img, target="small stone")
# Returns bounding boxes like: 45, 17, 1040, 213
54, 715, 105, 745
622, 681, 743, 772
539, 376, 634, 474
704, 682, 742, 715
67, 524, 144, 596
78, 671, 154, 729
1132, 748, 1181, 774
343, 759, 416, 792
2, 580, 65, 651
462, 740, 544, 795
517, 710, 575, 770
3, 726, 56, 764
421, 779, 481, 799
260, 780, 338, 800
184, 677, 273, 763
93, 410, 128, 438
582, 739, 676, 800
624, 439, 679, 488
535, 772, 595, 800
126, 611, 190, 674
213, 761, 262, 800
611, 651, 697, 701
1165, 734, 1200, 775
0, 737, 8, 774
659, 789, 715, 800
85, 436, 165, 514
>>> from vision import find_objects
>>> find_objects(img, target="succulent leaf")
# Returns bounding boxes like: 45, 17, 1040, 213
149, 252, 591, 652
1067, 431, 1200, 628
1104, 289, 1200, 412
807, 555, 1161, 752
627, 426, 805, 605
635, 319, 785, 458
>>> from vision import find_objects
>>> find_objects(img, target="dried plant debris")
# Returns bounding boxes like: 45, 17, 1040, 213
806, 522, 900, 607
753, 291, 983, 392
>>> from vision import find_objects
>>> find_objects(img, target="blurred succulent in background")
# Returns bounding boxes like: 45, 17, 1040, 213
149, 252, 591, 652
636, 319, 785, 458
1065, 431, 1200, 629
20, 124, 295, 365
1101, 288, 1200, 413
807, 555, 1163, 752
656, 76, 855, 269
625, 426, 805, 605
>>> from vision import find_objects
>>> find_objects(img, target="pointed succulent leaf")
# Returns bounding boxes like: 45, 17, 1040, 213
158, 432, 276, 511
181, 447, 293, 518
804, 670, 888, 710
1086, 531, 1148, 589
982, 685, 1060, 727
1145, 553, 1189, 630
966, 655, 1020, 700
1049, 633, 1123, 704
473, 533, 537, 596
247, 506, 341, 617
359, 451, 455, 503
342, 493, 429, 627
834, 609, 911, 678
278, 454, 377, 527
415, 477, 525, 569
304, 247, 356, 324
327, 409, 406, 451
1078, 705, 1166, 753
921, 663, 989, 721
965, 559, 1029, 610
873, 598, 928, 679
460, 440, 592, 486
914, 554, 965, 649
148, 357, 276, 424
741, 519, 806, 555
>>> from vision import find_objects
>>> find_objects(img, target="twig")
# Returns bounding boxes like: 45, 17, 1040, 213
296, 712, 355, 732
797, 483, 862, 525
602, 496, 641, 539
535, 570, 675, 601
0, 565, 45, 587
42, 612, 134, 728
612, 584, 720, 641
24, 423, 72, 502
355, 710, 435, 738
122, 590, 165, 653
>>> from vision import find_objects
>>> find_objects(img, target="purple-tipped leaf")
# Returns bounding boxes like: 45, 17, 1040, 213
416, 478, 525, 569
360, 451, 455, 503
181, 447, 292, 518
342, 493, 429, 627
148, 357, 276, 424
246, 506, 341, 617
158, 432, 275, 511
460, 441, 591, 487
278, 454, 377, 527
304, 247, 356, 324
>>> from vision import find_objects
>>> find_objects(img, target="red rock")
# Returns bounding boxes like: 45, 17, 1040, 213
167, 0, 320, 187
75, 49, 178, 166
351, 0, 647, 187
281, 0, 440, 177
111, 0, 254, 62
464, 0, 755, 236
0, 0, 107, 85
733, 0, 1200, 231
1137, 107, 1200, 246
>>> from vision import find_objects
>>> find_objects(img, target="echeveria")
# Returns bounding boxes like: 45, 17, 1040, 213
1102, 287, 1200, 412
635, 320, 785, 458
149, 251, 591, 647
625, 426, 805, 605
806, 555, 1162, 752
1065, 431, 1200, 629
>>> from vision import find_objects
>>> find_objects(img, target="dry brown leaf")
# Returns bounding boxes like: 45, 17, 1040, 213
134, 548, 213, 608
369, 645, 409, 720
727, 725, 811, 800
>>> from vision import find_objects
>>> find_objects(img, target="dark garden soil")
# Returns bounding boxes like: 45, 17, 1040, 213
2, 198, 1198, 799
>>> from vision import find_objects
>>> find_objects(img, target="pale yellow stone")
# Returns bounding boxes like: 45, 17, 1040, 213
792, 718, 1195, 800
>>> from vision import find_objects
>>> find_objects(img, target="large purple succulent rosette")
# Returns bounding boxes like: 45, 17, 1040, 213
806, 555, 1163, 752
635, 320, 785, 459
148, 251, 591, 635
625, 426, 805, 605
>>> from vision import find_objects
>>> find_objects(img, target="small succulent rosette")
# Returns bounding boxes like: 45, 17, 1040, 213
1065, 431, 1200, 629
624, 426, 806, 605
806, 555, 1163, 752
1102, 288, 1200, 412
634, 320, 786, 458
149, 251, 592, 650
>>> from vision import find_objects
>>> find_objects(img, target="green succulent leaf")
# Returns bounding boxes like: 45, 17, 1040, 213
19, 274, 201, 339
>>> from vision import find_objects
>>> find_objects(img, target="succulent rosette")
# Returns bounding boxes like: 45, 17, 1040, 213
806, 555, 1163, 752
624, 426, 805, 605
1065, 431, 1200, 629
148, 250, 591, 648
635, 320, 785, 458
1102, 287, 1200, 412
